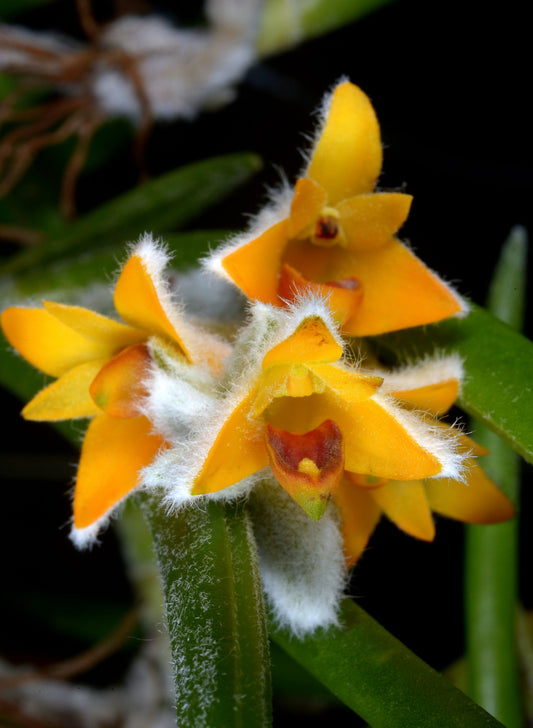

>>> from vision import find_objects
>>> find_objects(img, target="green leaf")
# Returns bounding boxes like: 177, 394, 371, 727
374, 302, 533, 465
140, 496, 272, 728
0, 153, 261, 276
257, 0, 395, 55
0, 230, 229, 304
270, 599, 505, 727
465, 227, 527, 727
0, 0, 54, 19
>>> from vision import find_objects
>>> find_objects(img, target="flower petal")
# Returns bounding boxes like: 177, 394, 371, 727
337, 239, 464, 336
191, 392, 269, 495
73, 414, 164, 530
113, 253, 191, 359
44, 301, 144, 349
278, 263, 364, 331
335, 478, 381, 567
336, 192, 413, 251
90, 343, 151, 418
391, 380, 460, 417
262, 315, 343, 369
22, 359, 106, 420
1, 307, 115, 377
365, 478, 436, 541
220, 219, 290, 304
265, 420, 344, 520
425, 459, 515, 524
288, 177, 328, 238
306, 81, 382, 204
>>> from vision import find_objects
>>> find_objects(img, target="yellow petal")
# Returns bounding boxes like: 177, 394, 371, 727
307, 363, 382, 403
288, 177, 328, 238
262, 315, 343, 369
338, 239, 463, 336
191, 392, 269, 495
278, 263, 364, 331
391, 380, 460, 417
425, 458, 515, 524
307, 82, 382, 204
265, 419, 344, 521
337, 192, 413, 250
44, 301, 144, 349
1, 307, 115, 377
90, 343, 151, 418
221, 219, 290, 304
73, 414, 165, 529
335, 477, 381, 567
365, 478, 436, 541
113, 254, 191, 360
22, 359, 106, 421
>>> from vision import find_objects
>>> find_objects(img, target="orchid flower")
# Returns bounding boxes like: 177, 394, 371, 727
183, 299, 466, 521
336, 358, 515, 565
1, 235, 228, 545
207, 80, 466, 336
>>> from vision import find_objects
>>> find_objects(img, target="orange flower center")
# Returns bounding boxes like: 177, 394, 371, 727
265, 419, 345, 520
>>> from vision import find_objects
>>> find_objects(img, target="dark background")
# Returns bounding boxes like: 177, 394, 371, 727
1, 1, 531, 725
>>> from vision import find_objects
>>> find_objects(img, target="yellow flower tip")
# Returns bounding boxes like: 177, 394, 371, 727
265, 419, 345, 520
262, 314, 343, 369
307, 80, 383, 203
89, 343, 151, 418
114, 241, 192, 362
278, 264, 364, 330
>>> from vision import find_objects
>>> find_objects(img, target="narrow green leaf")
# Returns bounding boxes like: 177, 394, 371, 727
140, 495, 272, 728
465, 228, 527, 727
0, 230, 229, 304
0, 153, 261, 276
374, 303, 533, 465
270, 599, 505, 727
257, 0, 395, 55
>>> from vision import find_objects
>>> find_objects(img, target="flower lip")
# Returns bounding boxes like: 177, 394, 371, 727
265, 419, 345, 521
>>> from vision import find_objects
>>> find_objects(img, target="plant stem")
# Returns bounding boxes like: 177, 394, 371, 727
464, 226, 527, 727
140, 494, 272, 728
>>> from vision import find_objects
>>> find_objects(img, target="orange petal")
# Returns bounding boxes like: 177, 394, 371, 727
265, 419, 344, 520
89, 343, 151, 418
306, 81, 382, 204
220, 219, 290, 304
337, 193, 413, 250
391, 380, 460, 417
278, 263, 364, 331
262, 315, 343, 369
191, 392, 269, 495
73, 414, 165, 529
307, 363, 382, 403
338, 239, 464, 336
22, 359, 106, 421
288, 177, 328, 238
425, 459, 515, 524
335, 477, 381, 567
364, 478, 436, 541
1, 307, 115, 377
44, 301, 144, 349
113, 254, 191, 360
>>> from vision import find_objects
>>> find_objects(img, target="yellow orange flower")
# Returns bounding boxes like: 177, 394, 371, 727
336, 362, 514, 566
191, 303, 464, 520
1, 236, 223, 543
208, 80, 465, 336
